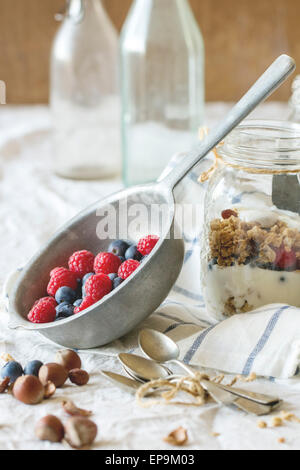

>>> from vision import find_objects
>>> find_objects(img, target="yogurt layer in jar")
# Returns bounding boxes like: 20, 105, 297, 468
200, 120, 300, 321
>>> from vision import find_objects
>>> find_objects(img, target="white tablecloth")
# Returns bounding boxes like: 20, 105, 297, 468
2, 103, 300, 451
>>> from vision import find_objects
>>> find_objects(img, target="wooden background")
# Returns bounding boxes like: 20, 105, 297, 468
0, 0, 300, 104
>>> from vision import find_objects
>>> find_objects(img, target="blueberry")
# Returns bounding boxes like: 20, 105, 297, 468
125, 245, 143, 261
24, 360, 43, 377
82, 273, 94, 296
208, 258, 218, 270
55, 304, 74, 320
280, 276, 286, 283
82, 272, 94, 285
113, 277, 124, 289
108, 273, 118, 281
119, 256, 125, 263
55, 286, 77, 304
108, 240, 130, 257
74, 299, 83, 307
1, 361, 23, 384
76, 279, 83, 297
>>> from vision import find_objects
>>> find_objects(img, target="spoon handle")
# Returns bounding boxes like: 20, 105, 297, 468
171, 359, 197, 377
160, 54, 295, 190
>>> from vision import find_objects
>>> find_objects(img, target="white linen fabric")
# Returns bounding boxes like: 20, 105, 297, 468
2, 104, 300, 451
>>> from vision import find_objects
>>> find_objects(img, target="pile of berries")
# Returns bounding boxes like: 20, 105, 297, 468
27, 235, 159, 323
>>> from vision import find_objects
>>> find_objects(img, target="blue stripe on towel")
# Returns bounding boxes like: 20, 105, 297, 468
172, 285, 203, 302
183, 324, 219, 364
242, 305, 289, 376
156, 311, 197, 327
163, 322, 196, 335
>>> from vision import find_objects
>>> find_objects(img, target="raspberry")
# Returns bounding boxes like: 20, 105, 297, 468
94, 252, 122, 275
74, 296, 95, 314
85, 273, 112, 302
221, 209, 238, 220
68, 250, 95, 278
50, 267, 68, 278
275, 247, 297, 270
118, 260, 140, 280
137, 235, 159, 256
47, 269, 78, 296
28, 297, 57, 324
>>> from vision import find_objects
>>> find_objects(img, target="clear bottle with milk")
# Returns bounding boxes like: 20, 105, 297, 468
50, 0, 120, 179
120, 0, 205, 186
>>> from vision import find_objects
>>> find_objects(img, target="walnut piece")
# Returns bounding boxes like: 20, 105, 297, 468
257, 421, 267, 429
271, 417, 283, 428
163, 427, 188, 446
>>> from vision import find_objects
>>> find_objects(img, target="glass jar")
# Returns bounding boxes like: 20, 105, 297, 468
120, 0, 205, 186
200, 120, 300, 322
289, 75, 300, 123
50, 0, 120, 180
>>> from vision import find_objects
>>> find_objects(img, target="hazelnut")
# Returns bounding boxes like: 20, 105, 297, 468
69, 369, 89, 386
39, 363, 68, 388
54, 349, 81, 371
35, 415, 64, 443
13, 375, 44, 404
64, 417, 97, 448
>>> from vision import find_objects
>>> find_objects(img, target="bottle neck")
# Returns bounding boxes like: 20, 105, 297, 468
67, 0, 105, 22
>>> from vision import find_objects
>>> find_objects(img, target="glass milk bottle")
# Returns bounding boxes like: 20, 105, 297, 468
120, 0, 205, 186
50, 0, 120, 179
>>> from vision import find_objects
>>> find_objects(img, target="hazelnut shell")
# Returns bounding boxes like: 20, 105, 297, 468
55, 350, 81, 371
13, 375, 44, 404
35, 415, 64, 443
39, 363, 68, 388
65, 417, 97, 448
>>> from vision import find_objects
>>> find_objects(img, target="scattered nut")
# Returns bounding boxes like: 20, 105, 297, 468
0, 353, 15, 363
278, 437, 286, 444
257, 421, 267, 429
0, 377, 10, 394
163, 427, 188, 446
62, 399, 92, 417
64, 417, 97, 449
39, 363, 68, 388
211, 432, 220, 437
13, 375, 44, 404
271, 417, 283, 428
44, 381, 56, 399
35, 415, 64, 443
69, 369, 89, 386
280, 410, 300, 423
55, 350, 81, 372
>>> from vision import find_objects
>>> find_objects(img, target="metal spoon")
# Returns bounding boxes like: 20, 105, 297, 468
139, 329, 281, 406
118, 353, 171, 381
117, 355, 278, 415
9, 55, 296, 349
139, 328, 196, 376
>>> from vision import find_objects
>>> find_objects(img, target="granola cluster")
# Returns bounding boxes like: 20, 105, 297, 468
209, 212, 300, 269
223, 297, 252, 316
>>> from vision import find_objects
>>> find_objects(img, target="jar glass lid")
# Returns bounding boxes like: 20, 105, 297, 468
218, 120, 300, 170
